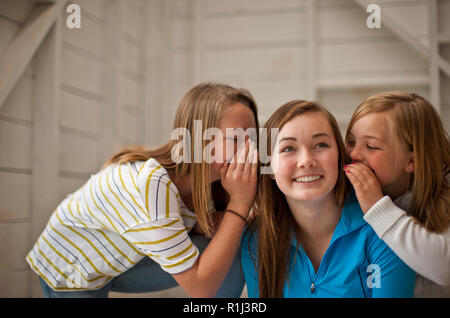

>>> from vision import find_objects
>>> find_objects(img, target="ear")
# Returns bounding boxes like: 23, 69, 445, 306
405, 152, 414, 173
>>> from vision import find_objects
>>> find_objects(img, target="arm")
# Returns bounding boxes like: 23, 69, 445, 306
192, 211, 224, 237
345, 163, 450, 285
365, 196, 450, 286
173, 139, 258, 297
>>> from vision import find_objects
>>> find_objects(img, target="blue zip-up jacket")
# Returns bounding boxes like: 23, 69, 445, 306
241, 192, 416, 298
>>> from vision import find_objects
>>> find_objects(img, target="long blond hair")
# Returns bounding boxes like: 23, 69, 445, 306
104, 83, 259, 237
346, 92, 450, 233
248, 100, 350, 297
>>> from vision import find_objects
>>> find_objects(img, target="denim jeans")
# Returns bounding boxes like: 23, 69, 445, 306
39, 234, 244, 298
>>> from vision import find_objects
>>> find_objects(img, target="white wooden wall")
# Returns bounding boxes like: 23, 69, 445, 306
0, 0, 166, 297
166, 0, 449, 132
0, 0, 448, 298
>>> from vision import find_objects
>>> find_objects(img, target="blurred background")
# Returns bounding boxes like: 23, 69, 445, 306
0, 0, 449, 297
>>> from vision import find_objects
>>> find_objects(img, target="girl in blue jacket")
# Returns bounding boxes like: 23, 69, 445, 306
241, 100, 415, 298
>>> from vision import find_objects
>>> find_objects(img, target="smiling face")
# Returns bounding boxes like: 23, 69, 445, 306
345, 111, 413, 198
270, 112, 340, 204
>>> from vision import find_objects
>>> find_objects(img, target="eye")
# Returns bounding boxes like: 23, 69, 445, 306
314, 142, 329, 149
367, 145, 380, 150
280, 146, 294, 153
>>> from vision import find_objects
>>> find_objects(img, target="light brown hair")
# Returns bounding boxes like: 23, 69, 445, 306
346, 92, 450, 233
248, 100, 350, 297
104, 82, 259, 237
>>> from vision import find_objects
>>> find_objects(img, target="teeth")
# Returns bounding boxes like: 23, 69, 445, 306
294, 175, 322, 183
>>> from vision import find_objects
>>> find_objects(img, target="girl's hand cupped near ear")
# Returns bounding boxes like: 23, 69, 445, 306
220, 138, 258, 217
344, 162, 384, 214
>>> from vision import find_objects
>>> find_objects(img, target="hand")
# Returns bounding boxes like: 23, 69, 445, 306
219, 138, 258, 217
344, 162, 384, 214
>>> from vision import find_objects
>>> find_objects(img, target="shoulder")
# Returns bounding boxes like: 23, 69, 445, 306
136, 158, 178, 194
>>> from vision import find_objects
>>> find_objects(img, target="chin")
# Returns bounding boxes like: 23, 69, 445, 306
289, 187, 335, 203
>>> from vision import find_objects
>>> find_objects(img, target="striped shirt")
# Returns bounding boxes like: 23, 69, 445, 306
26, 158, 206, 291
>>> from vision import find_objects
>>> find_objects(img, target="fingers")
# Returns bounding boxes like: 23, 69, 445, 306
223, 138, 258, 183
343, 162, 384, 214
244, 140, 258, 175
229, 138, 251, 171
344, 166, 362, 188
344, 163, 376, 188
251, 142, 259, 177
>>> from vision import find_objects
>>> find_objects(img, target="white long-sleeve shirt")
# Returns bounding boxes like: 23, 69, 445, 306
364, 192, 450, 298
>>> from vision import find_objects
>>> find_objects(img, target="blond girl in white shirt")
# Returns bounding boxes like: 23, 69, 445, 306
344, 92, 450, 297
28, 82, 259, 297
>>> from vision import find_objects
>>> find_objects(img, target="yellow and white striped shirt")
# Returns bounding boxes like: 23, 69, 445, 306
26, 158, 203, 291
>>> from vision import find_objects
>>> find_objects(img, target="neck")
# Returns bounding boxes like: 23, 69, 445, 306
286, 193, 341, 240
382, 173, 410, 200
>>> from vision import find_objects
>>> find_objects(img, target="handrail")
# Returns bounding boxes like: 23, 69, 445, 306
0, 0, 65, 109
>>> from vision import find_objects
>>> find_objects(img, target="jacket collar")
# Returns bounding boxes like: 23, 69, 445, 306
291, 191, 366, 248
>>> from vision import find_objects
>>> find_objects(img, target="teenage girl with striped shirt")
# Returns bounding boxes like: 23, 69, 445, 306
27, 83, 259, 297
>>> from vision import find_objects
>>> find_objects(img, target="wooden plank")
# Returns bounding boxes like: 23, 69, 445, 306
0, 171, 31, 220
0, 269, 30, 297
61, 46, 103, 96
144, 0, 171, 148
205, 0, 306, 16
59, 176, 86, 202
319, 41, 427, 74
0, 75, 33, 122
0, 19, 20, 59
0, 121, 32, 169
318, 6, 391, 41
102, 0, 129, 160
0, 223, 31, 270
60, 89, 102, 135
63, 8, 104, 58
352, 0, 450, 79
73, 0, 106, 21
0, 0, 65, 110
205, 12, 306, 47
429, 0, 440, 112
306, 0, 318, 100
118, 109, 139, 142
30, 16, 62, 302
203, 47, 306, 79
59, 133, 100, 173
192, 0, 203, 83
318, 75, 429, 89
0, 0, 35, 24
124, 1, 143, 38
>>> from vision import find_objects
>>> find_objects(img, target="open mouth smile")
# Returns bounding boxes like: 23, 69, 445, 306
293, 175, 323, 183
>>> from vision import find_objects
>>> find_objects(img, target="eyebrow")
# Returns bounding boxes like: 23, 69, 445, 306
279, 137, 297, 143
363, 135, 383, 141
279, 133, 331, 143
347, 132, 382, 141
312, 133, 331, 139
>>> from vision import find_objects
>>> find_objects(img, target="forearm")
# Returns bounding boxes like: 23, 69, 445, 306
365, 196, 450, 285
194, 213, 246, 296
175, 202, 249, 297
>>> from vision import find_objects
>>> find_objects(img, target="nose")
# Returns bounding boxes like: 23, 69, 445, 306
348, 144, 364, 162
297, 150, 316, 168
